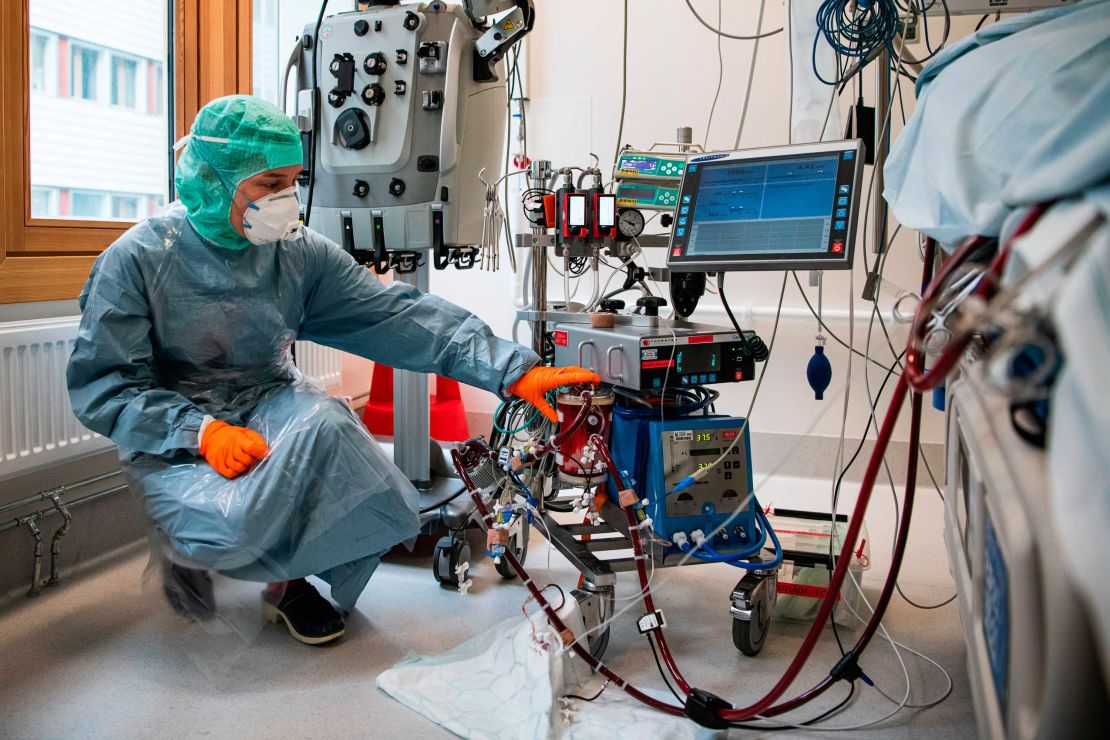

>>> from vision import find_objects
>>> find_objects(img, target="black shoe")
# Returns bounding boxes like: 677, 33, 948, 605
263, 579, 346, 645
162, 560, 216, 622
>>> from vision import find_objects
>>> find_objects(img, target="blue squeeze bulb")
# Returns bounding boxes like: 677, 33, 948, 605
807, 344, 833, 400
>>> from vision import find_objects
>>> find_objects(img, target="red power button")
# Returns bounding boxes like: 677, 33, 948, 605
831, 242, 844, 253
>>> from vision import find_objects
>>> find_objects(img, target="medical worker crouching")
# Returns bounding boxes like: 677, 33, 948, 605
66, 95, 598, 645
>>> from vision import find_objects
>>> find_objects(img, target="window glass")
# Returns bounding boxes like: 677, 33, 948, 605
252, 0, 322, 110
71, 45, 100, 100
29, 1, 171, 221
30, 32, 54, 93
150, 61, 164, 115
111, 55, 138, 108
112, 194, 141, 220
72, 190, 107, 218
31, 186, 57, 217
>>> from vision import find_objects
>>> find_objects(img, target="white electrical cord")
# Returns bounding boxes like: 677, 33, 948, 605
704, 0, 724, 148
684, 0, 783, 40
732, 0, 768, 149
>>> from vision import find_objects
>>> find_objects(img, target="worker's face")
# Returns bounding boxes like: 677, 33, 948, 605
229, 165, 304, 237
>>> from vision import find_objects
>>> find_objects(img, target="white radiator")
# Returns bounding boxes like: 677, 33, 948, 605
0, 323, 343, 482
0, 318, 111, 481
294, 340, 343, 388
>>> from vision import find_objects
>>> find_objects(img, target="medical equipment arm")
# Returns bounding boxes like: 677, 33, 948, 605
299, 233, 539, 396
466, 0, 534, 64
67, 250, 209, 456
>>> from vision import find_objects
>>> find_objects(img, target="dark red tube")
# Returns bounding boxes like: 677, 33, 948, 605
462, 466, 685, 716
593, 437, 693, 696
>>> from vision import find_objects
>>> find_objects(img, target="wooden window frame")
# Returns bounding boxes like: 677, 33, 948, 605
0, 0, 253, 304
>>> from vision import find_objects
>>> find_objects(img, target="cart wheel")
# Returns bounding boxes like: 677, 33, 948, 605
494, 526, 529, 579
433, 535, 470, 588
732, 590, 773, 656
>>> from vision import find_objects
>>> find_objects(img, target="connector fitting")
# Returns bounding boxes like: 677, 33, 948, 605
672, 475, 697, 494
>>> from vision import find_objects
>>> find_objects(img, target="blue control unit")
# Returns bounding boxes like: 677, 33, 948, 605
608, 413, 757, 557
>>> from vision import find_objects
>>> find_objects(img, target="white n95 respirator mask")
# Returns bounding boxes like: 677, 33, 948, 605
241, 187, 303, 245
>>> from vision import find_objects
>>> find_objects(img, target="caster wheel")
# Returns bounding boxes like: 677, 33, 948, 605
433, 535, 470, 588
494, 527, 529, 579
732, 587, 774, 656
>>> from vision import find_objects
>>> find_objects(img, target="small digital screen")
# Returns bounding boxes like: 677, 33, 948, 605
598, 195, 616, 227
618, 185, 656, 201
675, 345, 720, 375
621, 157, 657, 173
568, 195, 586, 226
690, 448, 721, 457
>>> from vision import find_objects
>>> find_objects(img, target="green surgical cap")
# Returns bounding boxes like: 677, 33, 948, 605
175, 95, 304, 249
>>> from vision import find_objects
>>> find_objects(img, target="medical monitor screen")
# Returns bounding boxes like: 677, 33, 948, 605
668, 140, 863, 272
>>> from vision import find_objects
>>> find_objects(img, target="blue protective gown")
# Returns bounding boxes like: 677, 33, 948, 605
67, 203, 538, 609
883, 0, 1110, 246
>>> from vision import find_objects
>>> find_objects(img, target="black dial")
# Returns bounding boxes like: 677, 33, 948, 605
617, 208, 645, 238
363, 52, 387, 76
329, 52, 353, 77
361, 83, 385, 106
353, 19, 370, 36
353, 180, 370, 198
389, 178, 406, 197
327, 88, 348, 108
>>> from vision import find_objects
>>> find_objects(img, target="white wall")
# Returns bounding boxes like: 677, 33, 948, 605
423, 0, 984, 445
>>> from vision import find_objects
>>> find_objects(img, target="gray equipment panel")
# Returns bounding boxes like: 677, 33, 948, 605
298, 3, 506, 253
662, 428, 749, 520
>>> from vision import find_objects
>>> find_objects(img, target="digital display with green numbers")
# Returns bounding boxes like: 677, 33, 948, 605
616, 153, 687, 181
695, 432, 714, 442
615, 183, 679, 210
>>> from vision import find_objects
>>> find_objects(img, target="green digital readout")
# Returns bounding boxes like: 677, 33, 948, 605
676, 345, 720, 375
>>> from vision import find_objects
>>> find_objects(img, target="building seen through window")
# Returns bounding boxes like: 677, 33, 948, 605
29, 1, 170, 220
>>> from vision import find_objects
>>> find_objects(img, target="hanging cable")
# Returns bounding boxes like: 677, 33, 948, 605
684, 0, 783, 40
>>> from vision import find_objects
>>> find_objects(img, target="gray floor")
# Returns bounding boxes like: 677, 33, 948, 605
0, 475, 975, 739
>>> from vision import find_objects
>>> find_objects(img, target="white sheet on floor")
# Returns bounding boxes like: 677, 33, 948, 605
376, 600, 700, 739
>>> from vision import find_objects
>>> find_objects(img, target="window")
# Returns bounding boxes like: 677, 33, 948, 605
71, 190, 109, 218
112, 194, 141, 220
253, 0, 332, 111
149, 61, 165, 115
31, 186, 58, 218
5, 0, 254, 304
111, 55, 139, 109
30, 0, 171, 223
30, 31, 57, 94
70, 44, 101, 101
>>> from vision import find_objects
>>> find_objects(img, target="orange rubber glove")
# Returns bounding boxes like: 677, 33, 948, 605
199, 420, 269, 479
508, 366, 602, 423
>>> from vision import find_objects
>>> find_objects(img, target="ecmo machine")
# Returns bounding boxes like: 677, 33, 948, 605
291, 1, 533, 491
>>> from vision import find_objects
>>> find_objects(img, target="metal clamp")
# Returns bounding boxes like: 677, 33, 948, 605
577, 340, 596, 370
606, 345, 625, 381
